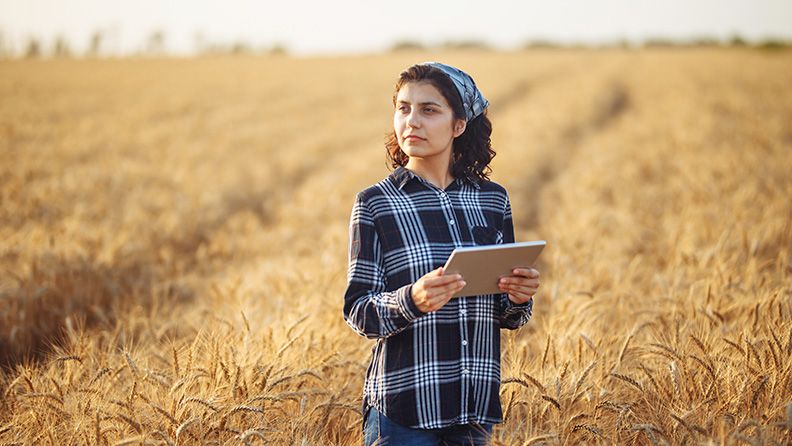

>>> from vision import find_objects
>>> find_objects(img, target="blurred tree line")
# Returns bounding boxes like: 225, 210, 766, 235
0, 28, 289, 59
0, 28, 789, 59
390, 36, 792, 52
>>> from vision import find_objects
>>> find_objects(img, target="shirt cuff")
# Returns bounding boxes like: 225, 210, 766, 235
503, 294, 533, 309
398, 283, 426, 321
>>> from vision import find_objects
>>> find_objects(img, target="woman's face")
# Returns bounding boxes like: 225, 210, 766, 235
394, 81, 466, 163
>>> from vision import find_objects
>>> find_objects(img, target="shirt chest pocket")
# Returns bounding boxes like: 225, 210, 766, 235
471, 225, 503, 245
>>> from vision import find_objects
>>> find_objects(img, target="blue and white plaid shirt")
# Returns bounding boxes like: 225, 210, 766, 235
343, 165, 533, 430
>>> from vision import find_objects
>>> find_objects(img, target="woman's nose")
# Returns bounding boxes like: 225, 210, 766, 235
406, 110, 420, 127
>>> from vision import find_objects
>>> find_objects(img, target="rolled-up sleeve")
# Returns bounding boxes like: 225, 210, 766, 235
497, 193, 534, 330
343, 193, 424, 339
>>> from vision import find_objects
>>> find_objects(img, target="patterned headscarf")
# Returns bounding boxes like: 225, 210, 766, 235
420, 61, 489, 122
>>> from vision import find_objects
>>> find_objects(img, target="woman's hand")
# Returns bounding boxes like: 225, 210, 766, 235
411, 267, 466, 313
499, 268, 540, 304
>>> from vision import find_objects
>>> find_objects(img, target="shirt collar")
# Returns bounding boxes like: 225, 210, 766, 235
389, 165, 415, 190
388, 165, 481, 191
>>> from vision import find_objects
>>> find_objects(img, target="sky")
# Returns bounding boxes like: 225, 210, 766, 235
1, 0, 790, 56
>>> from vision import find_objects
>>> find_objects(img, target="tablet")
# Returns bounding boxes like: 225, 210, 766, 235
443, 241, 546, 298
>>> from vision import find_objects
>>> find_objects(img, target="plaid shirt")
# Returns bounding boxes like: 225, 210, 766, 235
343, 165, 533, 430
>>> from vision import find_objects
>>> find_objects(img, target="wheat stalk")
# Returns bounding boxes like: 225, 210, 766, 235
609, 373, 643, 393
523, 434, 558, 445
574, 360, 597, 394
541, 394, 561, 411
618, 334, 633, 364
183, 397, 219, 412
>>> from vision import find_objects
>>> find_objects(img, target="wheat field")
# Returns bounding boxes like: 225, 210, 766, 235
1, 49, 791, 445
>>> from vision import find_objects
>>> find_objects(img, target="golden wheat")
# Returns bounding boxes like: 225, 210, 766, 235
1, 49, 791, 444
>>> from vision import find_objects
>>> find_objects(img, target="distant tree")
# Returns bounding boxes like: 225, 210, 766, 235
53, 35, 72, 57
146, 30, 166, 55
643, 37, 679, 48
440, 40, 491, 51
523, 39, 560, 49
729, 34, 747, 47
230, 41, 250, 55
269, 43, 288, 55
690, 36, 722, 47
757, 39, 789, 51
615, 39, 633, 50
24, 38, 41, 58
390, 40, 426, 52
88, 30, 103, 57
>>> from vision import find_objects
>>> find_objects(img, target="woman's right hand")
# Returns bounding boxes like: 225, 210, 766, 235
411, 267, 466, 313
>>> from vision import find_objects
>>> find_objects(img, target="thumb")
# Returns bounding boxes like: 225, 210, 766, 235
436, 266, 445, 276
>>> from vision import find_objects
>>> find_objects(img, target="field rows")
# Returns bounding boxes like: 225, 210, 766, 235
1, 49, 791, 444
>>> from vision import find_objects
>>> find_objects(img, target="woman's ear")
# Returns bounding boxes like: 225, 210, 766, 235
453, 119, 467, 137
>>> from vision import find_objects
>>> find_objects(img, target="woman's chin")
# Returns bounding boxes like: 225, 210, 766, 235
402, 147, 433, 158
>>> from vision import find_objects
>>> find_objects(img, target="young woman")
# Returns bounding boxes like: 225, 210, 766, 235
343, 62, 541, 446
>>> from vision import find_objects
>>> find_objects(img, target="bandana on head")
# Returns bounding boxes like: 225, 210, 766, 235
420, 61, 489, 122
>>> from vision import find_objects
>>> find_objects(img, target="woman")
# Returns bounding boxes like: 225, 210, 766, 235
343, 62, 540, 446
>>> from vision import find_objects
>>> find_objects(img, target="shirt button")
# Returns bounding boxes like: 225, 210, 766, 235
462, 340, 468, 346
462, 369, 469, 375
460, 309, 467, 315
449, 219, 455, 225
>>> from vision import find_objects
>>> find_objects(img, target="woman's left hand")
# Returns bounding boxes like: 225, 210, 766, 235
498, 268, 540, 304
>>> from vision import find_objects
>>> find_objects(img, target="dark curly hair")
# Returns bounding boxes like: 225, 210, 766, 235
385, 64, 495, 185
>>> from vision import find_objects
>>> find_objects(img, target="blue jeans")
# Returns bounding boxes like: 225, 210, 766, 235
363, 406, 493, 446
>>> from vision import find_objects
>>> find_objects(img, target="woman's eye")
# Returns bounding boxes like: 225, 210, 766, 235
424, 108, 434, 113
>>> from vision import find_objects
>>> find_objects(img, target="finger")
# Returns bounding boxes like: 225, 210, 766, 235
512, 268, 539, 278
511, 287, 538, 298
425, 274, 463, 288
424, 276, 462, 289
499, 277, 540, 288
443, 279, 466, 295
429, 279, 466, 298
500, 277, 537, 286
500, 284, 538, 295
436, 285, 462, 307
427, 293, 455, 312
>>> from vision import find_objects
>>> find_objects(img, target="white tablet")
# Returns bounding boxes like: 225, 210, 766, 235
443, 241, 546, 298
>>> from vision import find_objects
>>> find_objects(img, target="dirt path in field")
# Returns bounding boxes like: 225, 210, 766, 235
516, 80, 631, 230
484, 52, 635, 236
